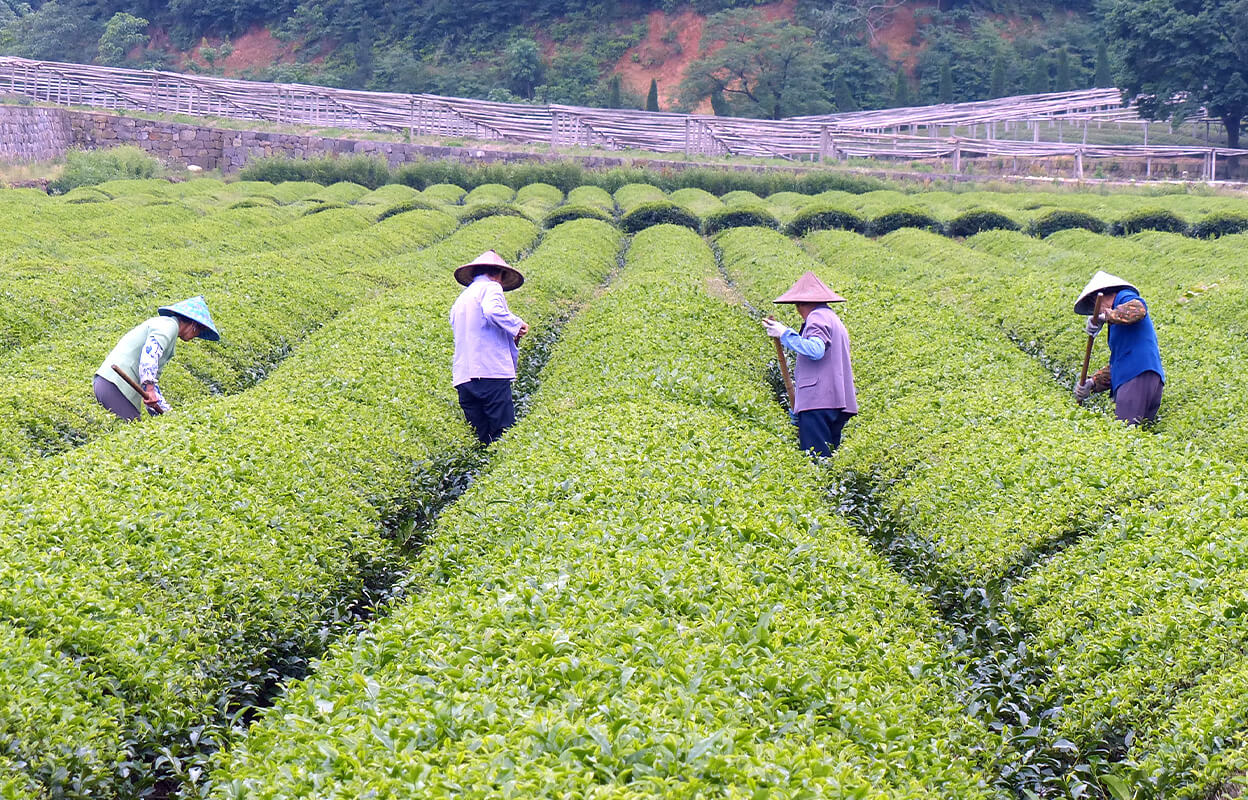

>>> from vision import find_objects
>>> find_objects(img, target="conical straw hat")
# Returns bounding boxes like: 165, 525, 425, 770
1074, 270, 1136, 314
454, 250, 525, 291
158, 295, 220, 341
773, 271, 846, 304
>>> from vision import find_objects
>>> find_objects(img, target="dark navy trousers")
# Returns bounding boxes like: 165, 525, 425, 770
797, 408, 850, 458
456, 377, 516, 444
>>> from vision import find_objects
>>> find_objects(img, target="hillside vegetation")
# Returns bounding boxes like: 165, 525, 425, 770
0, 0, 1108, 115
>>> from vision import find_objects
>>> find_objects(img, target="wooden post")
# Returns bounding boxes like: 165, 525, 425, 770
1210, 150, 1217, 181
1146, 157, 1152, 178
551, 110, 560, 151
953, 138, 961, 172
1143, 123, 1148, 146
684, 117, 691, 158
1075, 148, 1084, 180
818, 125, 829, 161
408, 97, 415, 141
1082, 121, 1088, 144
1033, 122, 1040, 143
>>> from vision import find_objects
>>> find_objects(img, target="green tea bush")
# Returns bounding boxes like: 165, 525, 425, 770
1025, 209, 1107, 237
1189, 211, 1248, 239
457, 202, 529, 223
945, 208, 1020, 237
1109, 207, 1188, 236
870, 207, 945, 236
668, 186, 723, 216
566, 184, 615, 211
0, 216, 541, 796
541, 204, 612, 228
228, 196, 279, 209
354, 183, 421, 206
720, 189, 765, 206
613, 182, 666, 213
420, 182, 467, 204
699, 204, 780, 235
462, 182, 516, 205
620, 200, 699, 233
211, 224, 999, 800
48, 146, 164, 195
513, 182, 563, 212
784, 204, 868, 236
305, 181, 370, 204
375, 197, 438, 221
299, 200, 349, 215
237, 155, 390, 189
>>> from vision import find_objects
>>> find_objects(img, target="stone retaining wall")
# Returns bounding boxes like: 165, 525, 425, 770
0, 105, 73, 162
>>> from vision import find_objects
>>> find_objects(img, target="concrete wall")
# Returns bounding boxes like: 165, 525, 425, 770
0, 105, 73, 162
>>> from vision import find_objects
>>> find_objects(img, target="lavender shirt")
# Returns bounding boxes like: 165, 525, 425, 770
791, 306, 858, 415
450, 275, 526, 387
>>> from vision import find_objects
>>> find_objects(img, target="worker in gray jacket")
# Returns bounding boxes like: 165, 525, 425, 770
763, 271, 858, 457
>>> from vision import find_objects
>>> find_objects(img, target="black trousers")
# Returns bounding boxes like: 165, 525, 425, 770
456, 377, 516, 444
1114, 370, 1163, 425
797, 408, 850, 458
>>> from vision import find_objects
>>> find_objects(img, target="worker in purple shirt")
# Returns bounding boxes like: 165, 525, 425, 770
1073, 270, 1164, 424
449, 250, 529, 444
762, 271, 858, 457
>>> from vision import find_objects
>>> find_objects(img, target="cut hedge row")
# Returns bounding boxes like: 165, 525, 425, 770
462, 182, 516, 205
783, 204, 869, 237
0, 216, 546, 797
540, 203, 612, 228
857, 228, 1248, 796
724, 227, 1173, 595
565, 184, 615, 212
620, 200, 699, 233
210, 224, 1001, 799
699, 204, 780, 235
612, 182, 666, 213
668, 186, 723, 216
0, 205, 459, 469
964, 229, 1248, 461
513, 182, 564, 213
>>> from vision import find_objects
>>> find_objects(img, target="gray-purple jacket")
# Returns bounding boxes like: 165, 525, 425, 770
793, 306, 858, 415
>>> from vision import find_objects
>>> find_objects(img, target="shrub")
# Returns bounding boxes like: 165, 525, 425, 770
620, 201, 699, 233
61, 187, 111, 203
1189, 211, 1248, 239
541, 204, 612, 228
237, 155, 390, 189
946, 209, 1020, 238
376, 197, 439, 221
700, 205, 780, 235
784, 204, 868, 237
48, 146, 163, 194
300, 201, 349, 216
1109, 208, 1188, 236
1025, 209, 1107, 237
421, 183, 467, 204
870, 208, 944, 236
228, 197, 279, 209
458, 203, 528, 223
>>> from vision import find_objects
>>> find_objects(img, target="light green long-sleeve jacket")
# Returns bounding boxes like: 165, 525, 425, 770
95, 316, 179, 411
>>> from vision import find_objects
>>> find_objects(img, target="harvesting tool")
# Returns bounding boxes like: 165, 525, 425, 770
1077, 291, 1103, 404
765, 316, 796, 409
111, 364, 165, 415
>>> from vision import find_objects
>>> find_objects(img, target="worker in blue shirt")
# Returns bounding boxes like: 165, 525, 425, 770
1073, 270, 1164, 424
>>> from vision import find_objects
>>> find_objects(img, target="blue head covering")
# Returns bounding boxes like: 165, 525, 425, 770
158, 296, 221, 341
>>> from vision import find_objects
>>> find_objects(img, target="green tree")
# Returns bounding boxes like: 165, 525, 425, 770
892, 66, 910, 107
1055, 47, 1071, 92
1027, 58, 1050, 94
680, 9, 831, 119
607, 74, 621, 109
96, 11, 148, 66
646, 77, 659, 112
834, 75, 859, 111
989, 54, 1005, 98
1106, 0, 1248, 148
1094, 40, 1112, 87
1, 0, 101, 61
503, 37, 542, 100
710, 87, 729, 116
939, 61, 954, 103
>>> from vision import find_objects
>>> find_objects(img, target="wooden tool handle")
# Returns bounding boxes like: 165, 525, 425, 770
766, 317, 796, 409
1077, 291, 1104, 386
111, 364, 145, 395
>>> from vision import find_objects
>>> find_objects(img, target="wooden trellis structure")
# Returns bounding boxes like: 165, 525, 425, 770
1, 56, 1244, 179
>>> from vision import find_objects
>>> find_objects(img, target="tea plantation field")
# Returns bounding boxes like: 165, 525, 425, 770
1, 176, 1246, 799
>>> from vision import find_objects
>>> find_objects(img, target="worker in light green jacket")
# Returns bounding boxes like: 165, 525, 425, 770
93, 296, 220, 421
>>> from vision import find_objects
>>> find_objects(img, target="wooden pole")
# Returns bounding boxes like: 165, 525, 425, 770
772, 337, 796, 409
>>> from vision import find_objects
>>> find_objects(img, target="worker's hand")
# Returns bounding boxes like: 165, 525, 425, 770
141, 383, 169, 415
1074, 379, 1094, 403
1085, 315, 1104, 337
515, 322, 529, 343
762, 318, 788, 339
789, 410, 799, 426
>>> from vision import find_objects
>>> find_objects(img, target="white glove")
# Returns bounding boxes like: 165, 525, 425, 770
762, 318, 789, 339
1085, 315, 1104, 337
1074, 379, 1094, 402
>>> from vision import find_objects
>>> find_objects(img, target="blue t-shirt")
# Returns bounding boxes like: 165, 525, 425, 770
1107, 289, 1164, 395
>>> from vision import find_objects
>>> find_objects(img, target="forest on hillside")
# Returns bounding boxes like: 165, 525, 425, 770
0, 0, 1244, 143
